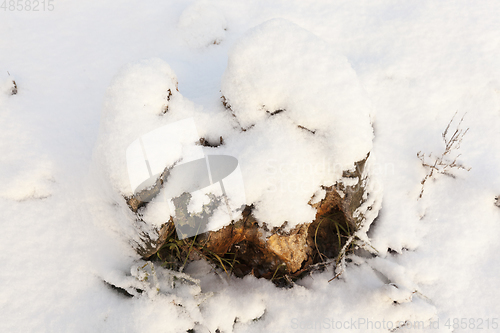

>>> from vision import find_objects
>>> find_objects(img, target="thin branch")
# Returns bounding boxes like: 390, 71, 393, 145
418, 112, 471, 199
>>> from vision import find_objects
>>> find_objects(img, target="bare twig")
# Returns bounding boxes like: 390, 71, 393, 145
7, 71, 17, 95
328, 234, 356, 282
418, 112, 471, 199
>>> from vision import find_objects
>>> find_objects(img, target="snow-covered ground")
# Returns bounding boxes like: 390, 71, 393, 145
1, 1, 500, 332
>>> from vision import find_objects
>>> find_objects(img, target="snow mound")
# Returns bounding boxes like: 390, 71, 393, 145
92, 58, 240, 244
219, 19, 374, 227
96, 58, 201, 197
94, 19, 375, 239
221, 18, 373, 165
178, 1, 227, 48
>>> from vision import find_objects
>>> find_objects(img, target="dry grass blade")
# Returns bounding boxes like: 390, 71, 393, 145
418, 111, 471, 199
314, 219, 327, 262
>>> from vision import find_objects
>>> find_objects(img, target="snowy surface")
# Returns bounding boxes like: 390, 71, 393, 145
1, 1, 500, 332
178, 1, 228, 48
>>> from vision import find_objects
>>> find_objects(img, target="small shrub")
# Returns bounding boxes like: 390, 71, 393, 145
417, 112, 471, 199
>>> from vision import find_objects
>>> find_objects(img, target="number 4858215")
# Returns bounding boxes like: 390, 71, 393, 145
1, 0, 54, 11
444, 318, 498, 330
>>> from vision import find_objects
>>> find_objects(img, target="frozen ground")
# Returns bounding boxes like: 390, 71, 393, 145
1, 1, 500, 332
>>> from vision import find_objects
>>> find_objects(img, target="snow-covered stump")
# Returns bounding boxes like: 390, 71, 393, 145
181, 156, 373, 281
93, 19, 381, 284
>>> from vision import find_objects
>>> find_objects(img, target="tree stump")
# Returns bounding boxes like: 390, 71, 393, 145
94, 19, 381, 286
130, 156, 376, 284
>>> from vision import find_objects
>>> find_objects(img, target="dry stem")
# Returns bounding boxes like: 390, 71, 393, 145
418, 112, 471, 199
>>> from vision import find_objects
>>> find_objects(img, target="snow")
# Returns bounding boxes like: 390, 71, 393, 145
218, 18, 374, 227
95, 19, 374, 233
1, 1, 500, 332
0, 75, 55, 200
178, 1, 228, 48
97, 58, 186, 196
